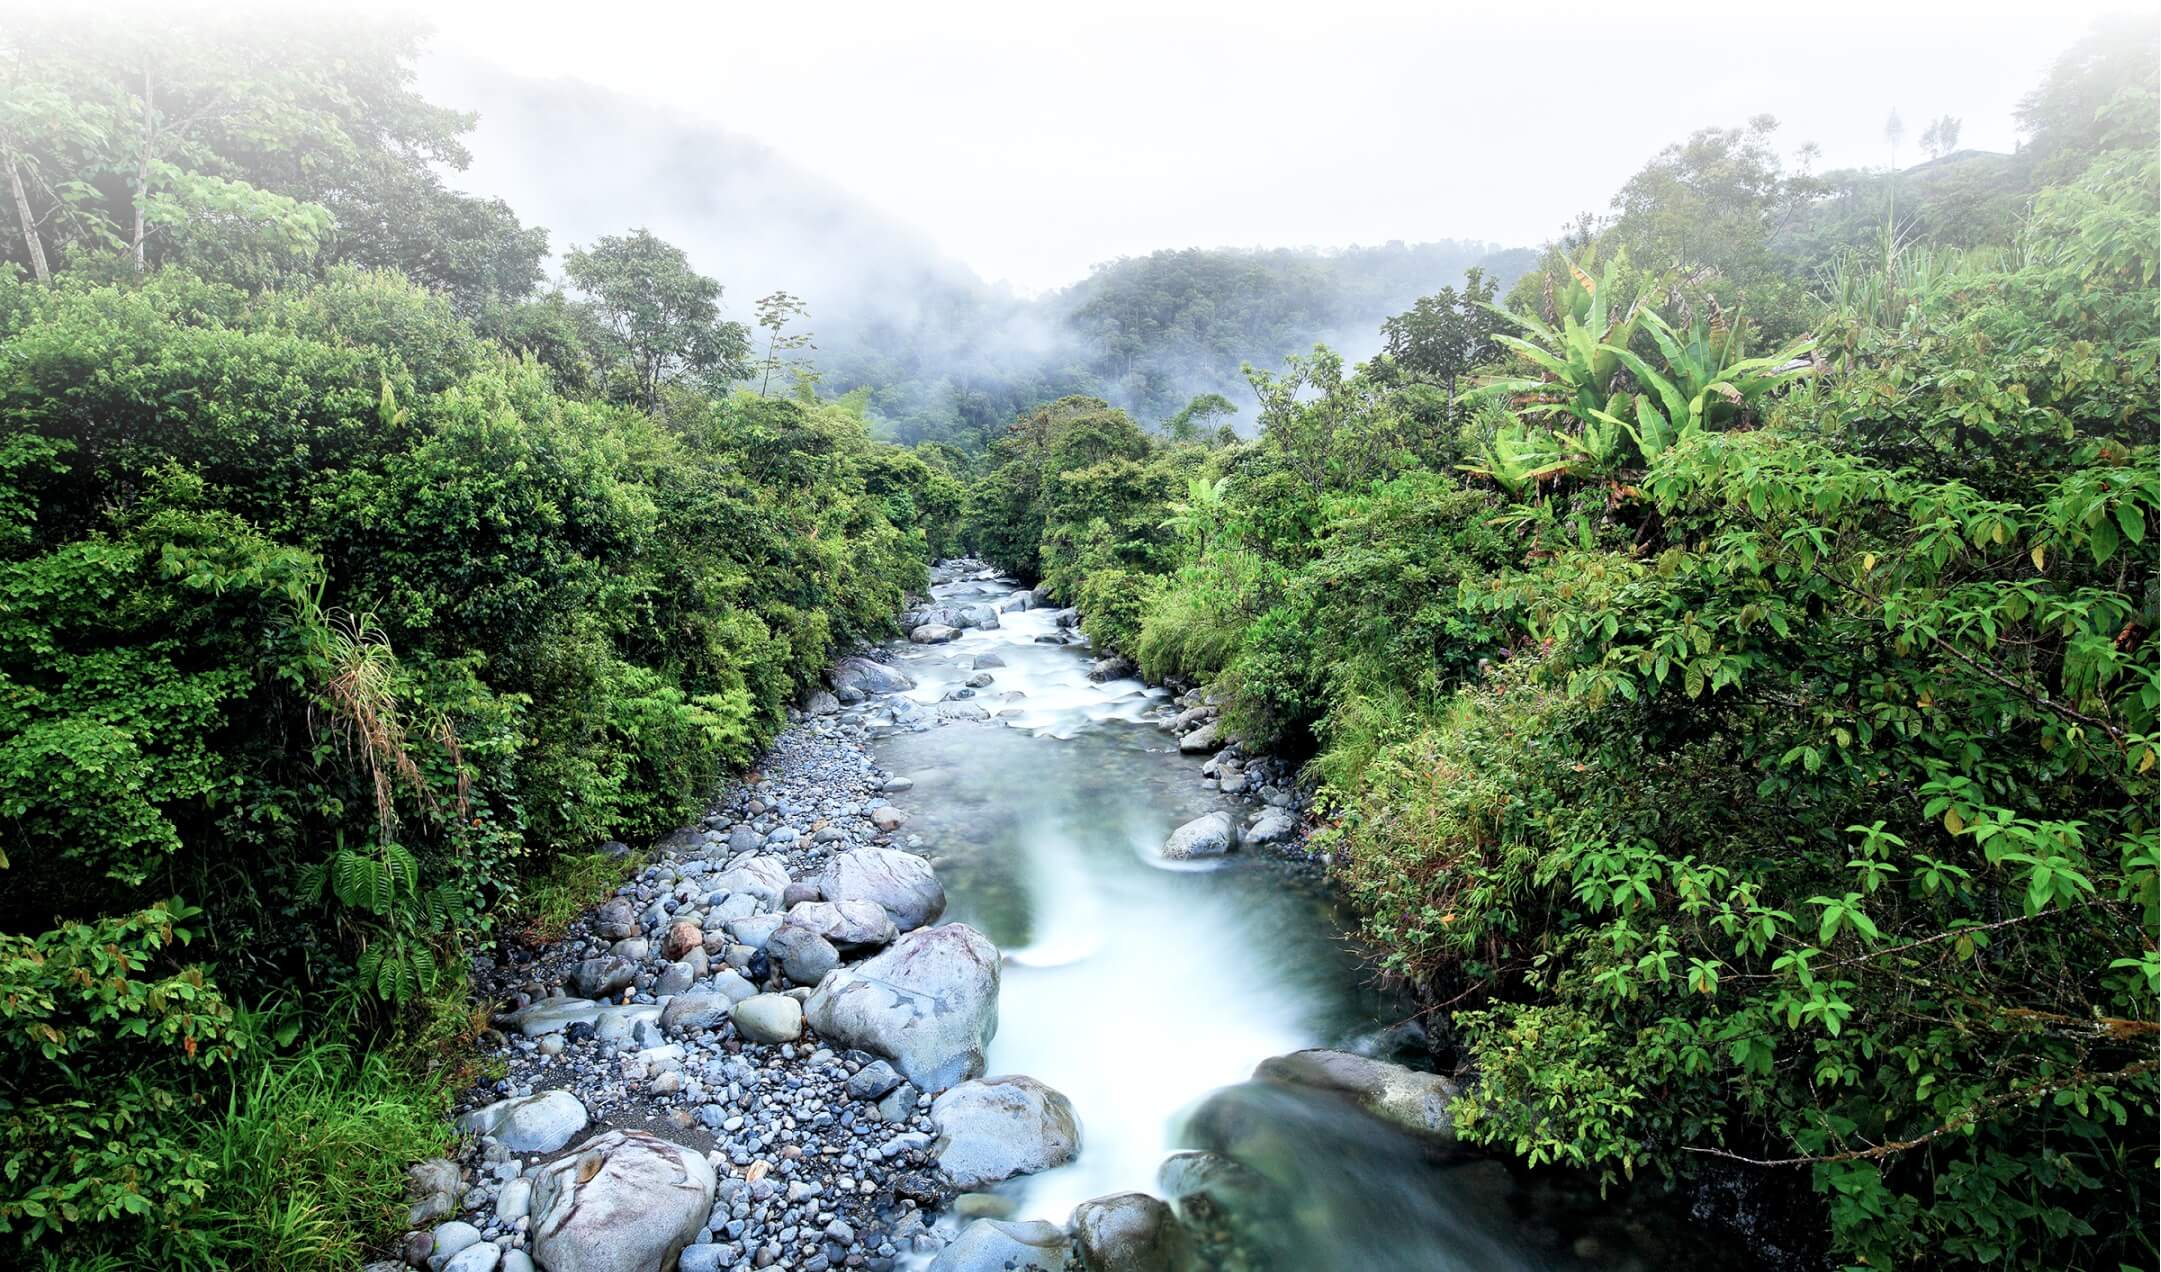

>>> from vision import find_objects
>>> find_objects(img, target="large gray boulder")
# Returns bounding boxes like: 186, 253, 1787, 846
930, 1075, 1081, 1190
1177, 722, 1223, 754
529, 1130, 715, 1272
1252, 1048, 1460, 1141
805, 923, 1000, 1092
910, 624, 963, 645
709, 856, 790, 910
1161, 812, 1234, 861
1072, 1192, 1186, 1272
456, 1090, 589, 1154
785, 899, 898, 951
819, 847, 946, 932
832, 656, 915, 696
1241, 807, 1296, 846
929, 1218, 1071, 1271
730, 993, 804, 1043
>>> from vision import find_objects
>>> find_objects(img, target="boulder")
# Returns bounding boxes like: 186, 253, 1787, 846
869, 805, 907, 832
709, 856, 790, 910
1241, 807, 1296, 846
725, 912, 785, 950
818, 847, 946, 932
730, 993, 804, 1044
805, 690, 840, 716
427, 1221, 484, 1271
529, 1130, 715, 1272
972, 652, 1006, 670
929, 1218, 1071, 1272
660, 920, 704, 962
846, 1059, 904, 1101
456, 1089, 588, 1154
1072, 1192, 1186, 1272
805, 923, 1000, 1092
832, 655, 915, 696
910, 624, 963, 644
1252, 1049, 1460, 1141
766, 923, 841, 986
660, 992, 737, 1035
593, 897, 639, 941
1161, 812, 1235, 861
568, 956, 637, 999
785, 899, 898, 951
1087, 656, 1136, 683
930, 1075, 1081, 1190
1177, 722, 1223, 754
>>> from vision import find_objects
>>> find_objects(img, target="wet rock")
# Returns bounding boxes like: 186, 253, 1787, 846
1161, 811, 1234, 861
1176, 722, 1223, 754
818, 847, 946, 932
455, 1090, 588, 1154
910, 624, 963, 644
929, 1218, 1071, 1271
833, 655, 916, 696
731, 993, 805, 1043
1157, 1151, 1267, 1216
870, 805, 907, 833
529, 1130, 716, 1272
426, 1220, 483, 1271
1072, 1192, 1186, 1272
972, 652, 1006, 670
1252, 1049, 1460, 1141
805, 923, 1000, 1092
1087, 656, 1136, 682
1241, 807, 1296, 846
930, 1075, 1081, 1190
806, 690, 840, 716
766, 923, 841, 986
569, 956, 637, 1000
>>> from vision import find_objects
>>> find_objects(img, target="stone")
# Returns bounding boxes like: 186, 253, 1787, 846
498, 998, 600, 1037
661, 992, 738, 1035
495, 1177, 533, 1224
910, 624, 963, 644
725, 912, 785, 950
593, 898, 639, 941
784, 899, 898, 951
805, 923, 1000, 1092
709, 857, 790, 910
1252, 1049, 1460, 1141
817, 847, 946, 932
766, 923, 841, 986
869, 805, 906, 832
568, 956, 637, 1000
1072, 1192, 1185, 1272
1157, 1151, 1265, 1213
805, 690, 840, 716
971, 652, 1005, 669
442, 1240, 500, 1272
427, 1220, 483, 1271
930, 1075, 1081, 1190
832, 655, 916, 696
1241, 807, 1296, 846
1087, 656, 1135, 682
661, 920, 704, 962
529, 1130, 716, 1272
846, 1059, 904, 1101
455, 1090, 588, 1154
928, 1218, 1071, 1271
878, 1081, 921, 1122
731, 993, 805, 1043
500, 1254, 534, 1272
1177, 722, 1223, 754
1161, 811, 1234, 861
654, 961, 695, 996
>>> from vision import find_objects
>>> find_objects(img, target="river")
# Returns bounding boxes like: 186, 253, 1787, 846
863, 567, 1741, 1271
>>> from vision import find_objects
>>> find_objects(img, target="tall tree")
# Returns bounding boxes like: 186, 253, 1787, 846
564, 229, 750, 407
753, 289, 814, 397
1377, 267, 1504, 414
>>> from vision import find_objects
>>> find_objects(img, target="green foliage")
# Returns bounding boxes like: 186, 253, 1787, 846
563, 229, 752, 407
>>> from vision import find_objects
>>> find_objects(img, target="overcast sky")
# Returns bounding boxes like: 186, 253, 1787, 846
404, 0, 2129, 294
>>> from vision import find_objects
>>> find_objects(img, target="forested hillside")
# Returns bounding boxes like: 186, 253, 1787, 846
951, 19, 2159, 1269
1, 8, 2154, 1272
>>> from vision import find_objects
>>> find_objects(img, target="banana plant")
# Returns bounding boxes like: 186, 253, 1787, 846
1471, 248, 1644, 432
1599, 308, 1815, 452
1458, 417, 1577, 496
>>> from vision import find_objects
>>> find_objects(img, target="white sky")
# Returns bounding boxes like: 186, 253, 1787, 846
390, 0, 2133, 294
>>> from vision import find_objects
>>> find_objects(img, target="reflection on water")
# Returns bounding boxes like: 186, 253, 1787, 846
869, 574, 1743, 1270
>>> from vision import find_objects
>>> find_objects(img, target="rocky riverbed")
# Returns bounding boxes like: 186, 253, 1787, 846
374, 560, 1559, 1272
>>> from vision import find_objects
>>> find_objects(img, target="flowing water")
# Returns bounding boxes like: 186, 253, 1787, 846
867, 569, 1744, 1271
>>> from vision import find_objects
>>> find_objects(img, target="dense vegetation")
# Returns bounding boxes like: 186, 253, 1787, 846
955, 21, 2159, 1269
0, 15, 962, 1268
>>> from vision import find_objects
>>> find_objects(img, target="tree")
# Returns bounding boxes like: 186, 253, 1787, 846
753, 289, 814, 397
1377, 267, 1504, 414
2016, 15, 2161, 181
563, 229, 750, 407
1161, 392, 1237, 442
1920, 115, 1962, 159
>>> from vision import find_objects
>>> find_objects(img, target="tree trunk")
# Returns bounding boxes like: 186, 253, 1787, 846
3, 143, 50, 286
132, 64, 154, 273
